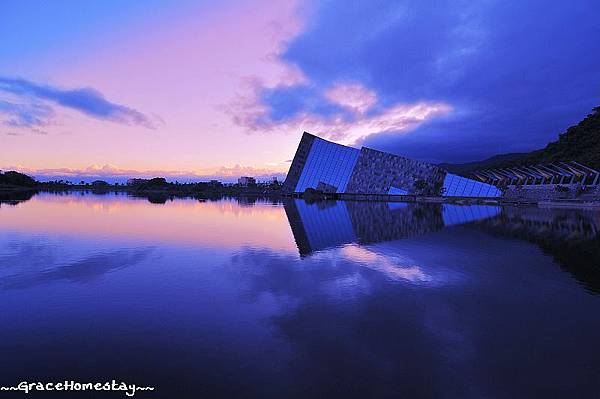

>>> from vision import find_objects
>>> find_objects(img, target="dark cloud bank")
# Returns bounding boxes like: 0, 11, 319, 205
267, 0, 600, 163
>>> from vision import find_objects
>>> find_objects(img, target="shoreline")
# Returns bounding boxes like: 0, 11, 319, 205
1, 186, 599, 210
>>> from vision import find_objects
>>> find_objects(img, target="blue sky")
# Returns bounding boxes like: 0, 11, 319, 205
1, 0, 599, 181
267, 0, 600, 162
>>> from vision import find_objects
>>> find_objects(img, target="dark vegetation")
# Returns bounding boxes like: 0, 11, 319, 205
0, 171, 38, 205
123, 178, 282, 197
412, 178, 444, 196
0, 171, 37, 187
443, 106, 600, 174
0, 170, 283, 200
301, 187, 337, 202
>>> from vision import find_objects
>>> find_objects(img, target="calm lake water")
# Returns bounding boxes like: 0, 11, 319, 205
1, 192, 599, 398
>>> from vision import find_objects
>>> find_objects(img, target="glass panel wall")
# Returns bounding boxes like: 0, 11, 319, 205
295, 138, 360, 193
442, 174, 502, 197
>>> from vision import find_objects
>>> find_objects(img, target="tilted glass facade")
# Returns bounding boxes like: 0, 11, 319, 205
285, 132, 503, 198
442, 173, 501, 197
388, 186, 409, 195
295, 137, 360, 193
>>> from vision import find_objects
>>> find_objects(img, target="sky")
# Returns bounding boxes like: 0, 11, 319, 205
1, 0, 599, 182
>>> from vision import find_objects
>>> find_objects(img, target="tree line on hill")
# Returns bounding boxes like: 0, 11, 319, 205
443, 106, 600, 174
0, 172, 283, 196
0, 171, 37, 187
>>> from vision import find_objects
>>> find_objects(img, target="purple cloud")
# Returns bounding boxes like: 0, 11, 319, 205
0, 77, 155, 129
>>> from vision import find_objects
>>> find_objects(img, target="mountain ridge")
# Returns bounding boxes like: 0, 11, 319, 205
441, 106, 600, 175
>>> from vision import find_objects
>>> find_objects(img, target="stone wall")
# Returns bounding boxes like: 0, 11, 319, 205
345, 147, 445, 194
503, 184, 600, 201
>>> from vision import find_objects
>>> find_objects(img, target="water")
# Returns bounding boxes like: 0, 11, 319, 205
1, 192, 599, 398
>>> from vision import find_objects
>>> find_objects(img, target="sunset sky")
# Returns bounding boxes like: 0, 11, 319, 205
1, 0, 599, 182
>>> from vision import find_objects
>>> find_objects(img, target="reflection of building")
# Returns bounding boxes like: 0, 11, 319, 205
283, 132, 501, 197
473, 206, 599, 240
284, 199, 501, 256
238, 176, 256, 186
470, 207, 600, 294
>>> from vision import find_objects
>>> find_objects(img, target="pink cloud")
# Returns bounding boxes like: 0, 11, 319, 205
7, 0, 452, 173
7, 0, 309, 174
227, 80, 452, 145
323, 82, 377, 114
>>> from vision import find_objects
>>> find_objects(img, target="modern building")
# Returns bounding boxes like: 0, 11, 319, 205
470, 161, 600, 186
238, 176, 256, 186
282, 132, 502, 197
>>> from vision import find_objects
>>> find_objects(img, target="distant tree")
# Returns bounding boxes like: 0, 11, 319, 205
147, 177, 168, 186
0, 171, 37, 187
91, 180, 110, 187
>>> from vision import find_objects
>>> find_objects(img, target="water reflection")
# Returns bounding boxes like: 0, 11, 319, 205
0, 247, 152, 290
1, 192, 600, 397
285, 199, 600, 293
0, 192, 297, 251
226, 237, 600, 397
0, 189, 36, 206
284, 199, 501, 256
471, 207, 600, 294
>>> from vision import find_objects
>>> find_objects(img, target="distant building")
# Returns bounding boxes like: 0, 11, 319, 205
283, 132, 502, 197
238, 176, 256, 186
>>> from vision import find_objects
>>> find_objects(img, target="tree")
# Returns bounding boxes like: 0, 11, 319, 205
413, 179, 428, 194
0, 171, 37, 187
91, 180, 110, 187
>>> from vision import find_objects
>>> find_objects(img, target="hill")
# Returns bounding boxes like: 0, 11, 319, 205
442, 106, 600, 174
0, 171, 37, 187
